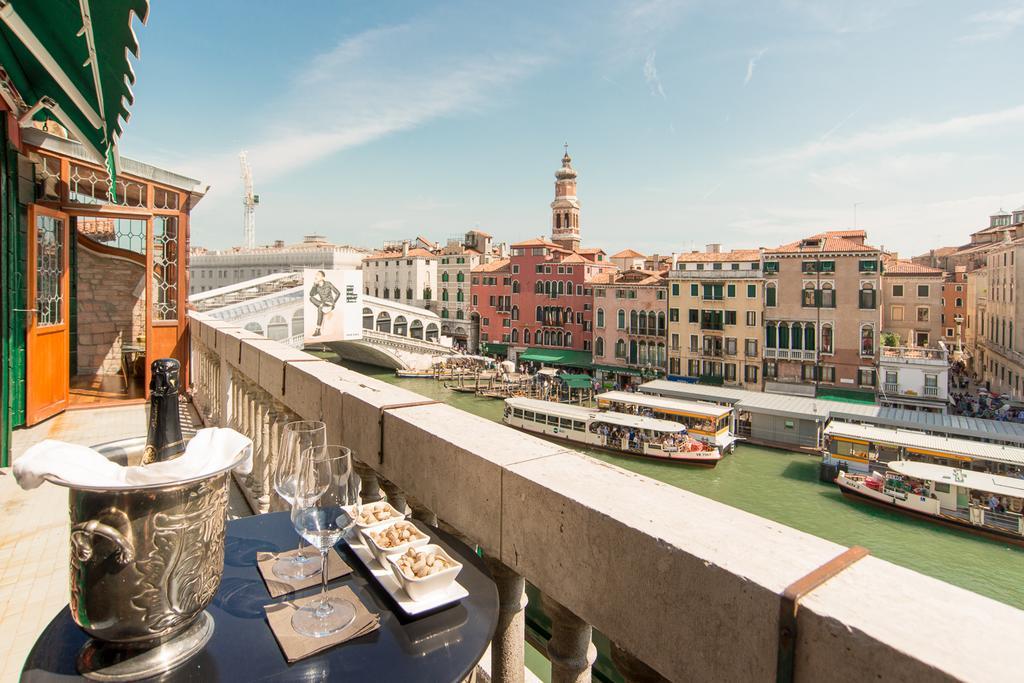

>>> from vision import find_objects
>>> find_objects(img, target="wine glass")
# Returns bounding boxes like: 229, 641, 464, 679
290, 445, 358, 638
273, 420, 327, 581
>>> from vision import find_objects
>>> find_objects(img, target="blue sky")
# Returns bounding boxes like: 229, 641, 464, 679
120, 1, 1024, 257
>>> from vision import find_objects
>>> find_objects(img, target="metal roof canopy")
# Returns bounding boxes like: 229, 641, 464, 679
0, 0, 148, 177
826, 421, 1024, 467
640, 380, 1024, 446
887, 460, 1024, 498
596, 391, 731, 418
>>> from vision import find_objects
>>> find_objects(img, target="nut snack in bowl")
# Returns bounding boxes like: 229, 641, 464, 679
350, 501, 405, 529
387, 545, 463, 601
361, 519, 429, 564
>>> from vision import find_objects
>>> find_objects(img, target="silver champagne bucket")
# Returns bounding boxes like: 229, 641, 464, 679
46, 437, 246, 681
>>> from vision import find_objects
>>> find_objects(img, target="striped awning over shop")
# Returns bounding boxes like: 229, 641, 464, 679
0, 0, 148, 180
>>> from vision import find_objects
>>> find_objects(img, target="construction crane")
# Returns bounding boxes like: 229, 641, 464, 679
239, 151, 259, 249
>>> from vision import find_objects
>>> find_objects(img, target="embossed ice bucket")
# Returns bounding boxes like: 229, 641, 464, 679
48, 437, 246, 680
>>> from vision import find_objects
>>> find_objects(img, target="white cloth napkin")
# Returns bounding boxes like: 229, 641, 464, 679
13, 427, 253, 490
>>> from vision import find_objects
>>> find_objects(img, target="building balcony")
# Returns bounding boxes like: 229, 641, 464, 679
879, 346, 948, 366
169, 312, 1024, 682
668, 269, 762, 280
763, 348, 817, 361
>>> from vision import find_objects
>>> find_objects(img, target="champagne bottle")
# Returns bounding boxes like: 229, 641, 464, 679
141, 358, 185, 465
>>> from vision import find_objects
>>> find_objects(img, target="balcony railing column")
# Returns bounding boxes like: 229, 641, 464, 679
257, 399, 274, 513
610, 642, 669, 683
541, 594, 596, 683
352, 460, 383, 504
484, 558, 528, 683
378, 478, 408, 515
408, 496, 438, 527
250, 395, 267, 504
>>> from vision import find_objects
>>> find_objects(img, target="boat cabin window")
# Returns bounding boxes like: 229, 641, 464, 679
513, 408, 524, 418
933, 483, 951, 494
547, 415, 558, 426
524, 411, 535, 421
573, 420, 585, 431
560, 418, 573, 429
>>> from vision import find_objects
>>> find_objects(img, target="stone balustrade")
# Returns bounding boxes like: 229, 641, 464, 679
189, 312, 1024, 683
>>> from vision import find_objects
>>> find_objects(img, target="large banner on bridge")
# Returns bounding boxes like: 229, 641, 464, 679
303, 268, 362, 343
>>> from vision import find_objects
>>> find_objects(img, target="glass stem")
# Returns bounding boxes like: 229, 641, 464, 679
315, 549, 331, 616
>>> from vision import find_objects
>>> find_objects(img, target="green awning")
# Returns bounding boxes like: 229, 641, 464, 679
481, 342, 508, 354
591, 363, 642, 377
558, 374, 594, 389
817, 387, 876, 405
0, 1, 148, 177
517, 347, 592, 369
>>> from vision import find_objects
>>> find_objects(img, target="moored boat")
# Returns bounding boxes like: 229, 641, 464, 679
502, 397, 722, 466
595, 391, 739, 453
836, 460, 1024, 546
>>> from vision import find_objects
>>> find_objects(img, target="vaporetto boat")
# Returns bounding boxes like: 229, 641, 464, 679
502, 397, 722, 466
836, 460, 1024, 546
594, 391, 739, 453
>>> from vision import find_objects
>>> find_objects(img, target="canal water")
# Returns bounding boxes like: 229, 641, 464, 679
341, 361, 1024, 611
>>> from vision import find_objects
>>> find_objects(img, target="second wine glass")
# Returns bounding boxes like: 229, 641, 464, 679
272, 420, 326, 581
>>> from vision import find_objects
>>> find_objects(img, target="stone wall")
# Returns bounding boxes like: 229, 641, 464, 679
76, 242, 146, 375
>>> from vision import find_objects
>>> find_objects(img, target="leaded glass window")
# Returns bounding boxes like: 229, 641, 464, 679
35, 214, 64, 326
153, 216, 179, 320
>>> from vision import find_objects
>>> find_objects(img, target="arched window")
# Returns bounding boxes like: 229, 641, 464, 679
596, 308, 605, 327
596, 337, 605, 356
657, 343, 666, 365
376, 312, 392, 334
617, 309, 626, 330
244, 322, 264, 335
557, 280, 565, 295
637, 311, 646, 334
545, 281, 552, 295
821, 282, 835, 308
565, 332, 572, 347
524, 328, 531, 344
802, 282, 816, 307
441, 272, 449, 282
511, 328, 519, 343
565, 280, 573, 295
362, 307, 374, 329
456, 272, 465, 282
543, 330, 551, 345
425, 323, 438, 341
955, 297, 963, 307
821, 324, 833, 354
536, 306, 543, 322
778, 323, 790, 349
804, 325, 815, 351
766, 282, 777, 307
406, 288, 413, 300
657, 311, 666, 334
456, 310, 464, 319
511, 306, 519, 321
629, 339, 638, 364
456, 290, 464, 302
638, 342, 648, 365
512, 280, 520, 293
556, 331, 564, 346
766, 323, 776, 348
861, 325, 874, 356
393, 316, 408, 336
565, 307, 572, 323
630, 310, 638, 332
292, 308, 304, 337
441, 289, 449, 301
393, 288, 401, 299
410, 320, 424, 339
615, 339, 626, 358
536, 281, 544, 294
791, 322, 803, 350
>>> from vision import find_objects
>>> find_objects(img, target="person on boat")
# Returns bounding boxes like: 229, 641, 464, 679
987, 494, 1000, 512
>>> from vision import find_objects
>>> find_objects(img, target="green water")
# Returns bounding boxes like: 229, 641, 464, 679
341, 361, 1024, 611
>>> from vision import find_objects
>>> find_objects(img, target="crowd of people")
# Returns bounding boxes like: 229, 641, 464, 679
948, 365, 1024, 422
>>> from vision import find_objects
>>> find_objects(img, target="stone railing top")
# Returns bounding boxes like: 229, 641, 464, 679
190, 311, 1024, 682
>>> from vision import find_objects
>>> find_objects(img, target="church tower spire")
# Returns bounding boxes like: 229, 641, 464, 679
550, 145, 580, 251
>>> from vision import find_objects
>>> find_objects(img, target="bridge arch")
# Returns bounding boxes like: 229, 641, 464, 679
376, 311, 392, 334
267, 315, 289, 341
244, 321, 263, 335
363, 307, 374, 329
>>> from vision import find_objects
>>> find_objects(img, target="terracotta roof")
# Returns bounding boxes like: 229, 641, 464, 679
365, 247, 436, 260
577, 247, 606, 255
590, 269, 665, 286
882, 258, 943, 276
511, 237, 564, 248
766, 230, 878, 255
472, 258, 510, 273
560, 253, 590, 264
612, 249, 647, 259
675, 249, 761, 263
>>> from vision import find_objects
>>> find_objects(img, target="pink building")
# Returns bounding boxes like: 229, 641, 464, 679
591, 269, 669, 387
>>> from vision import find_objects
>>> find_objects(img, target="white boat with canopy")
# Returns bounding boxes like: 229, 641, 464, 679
502, 397, 722, 466
595, 391, 738, 452
835, 460, 1024, 545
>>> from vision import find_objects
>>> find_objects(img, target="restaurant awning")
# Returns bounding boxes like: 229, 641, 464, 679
517, 348, 593, 369
592, 364, 642, 377
0, 0, 148, 180
480, 342, 508, 354
558, 374, 594, 390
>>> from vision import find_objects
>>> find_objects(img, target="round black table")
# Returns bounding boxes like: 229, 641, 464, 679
21, 512, 499, 682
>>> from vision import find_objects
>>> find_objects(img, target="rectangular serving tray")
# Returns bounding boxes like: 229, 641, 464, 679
343, 529, 469, 617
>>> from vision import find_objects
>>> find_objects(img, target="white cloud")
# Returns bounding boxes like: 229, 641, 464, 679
758, 104, 1024, 164
958, 4, 1024, 42
643, 50, 666, 99
744, 48, 767, 85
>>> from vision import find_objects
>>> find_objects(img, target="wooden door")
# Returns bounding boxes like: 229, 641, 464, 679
25, 205, 70, 424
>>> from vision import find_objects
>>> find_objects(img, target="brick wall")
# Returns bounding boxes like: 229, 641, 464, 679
76, 243, 146, 375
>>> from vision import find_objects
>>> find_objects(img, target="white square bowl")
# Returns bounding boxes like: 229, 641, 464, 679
346, 501, 406, 531
359, 519, 430, 566
386, 544, 464, 602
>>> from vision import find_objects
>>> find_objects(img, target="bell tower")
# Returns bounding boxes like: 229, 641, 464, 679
550, 145, 580, 251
